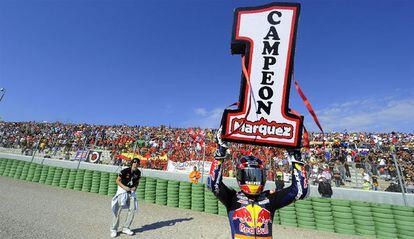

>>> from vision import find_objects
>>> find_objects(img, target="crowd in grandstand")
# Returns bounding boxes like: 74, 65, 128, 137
0, 122, 413, 193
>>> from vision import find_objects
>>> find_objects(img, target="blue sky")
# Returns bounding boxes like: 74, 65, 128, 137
0, 0, 413, 132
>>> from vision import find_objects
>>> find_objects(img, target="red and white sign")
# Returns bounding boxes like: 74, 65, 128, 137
88, 150, 102, 163
221, 2, 303, 148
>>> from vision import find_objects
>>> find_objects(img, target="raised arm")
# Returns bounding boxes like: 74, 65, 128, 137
268, 149, 310, 211
206, 128, 236, 208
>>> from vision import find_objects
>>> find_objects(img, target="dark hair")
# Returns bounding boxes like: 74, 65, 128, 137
131, 158, 140, 165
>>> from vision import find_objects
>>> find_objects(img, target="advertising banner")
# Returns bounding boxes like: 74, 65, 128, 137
167, 160, 212, 173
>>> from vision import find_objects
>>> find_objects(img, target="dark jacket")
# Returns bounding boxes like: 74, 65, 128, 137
318, 180, 333, 198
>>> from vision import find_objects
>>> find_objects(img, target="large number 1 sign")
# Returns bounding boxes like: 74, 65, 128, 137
221, 2, 303, 148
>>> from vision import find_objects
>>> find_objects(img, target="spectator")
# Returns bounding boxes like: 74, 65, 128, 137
274, 173, 285, 191
189, 166, 201, 184
333, 161, 342, 187
318, 175, 333, 198
372, 175, 379, 191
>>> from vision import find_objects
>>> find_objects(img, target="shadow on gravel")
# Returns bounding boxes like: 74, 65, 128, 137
133, 217, 193, 233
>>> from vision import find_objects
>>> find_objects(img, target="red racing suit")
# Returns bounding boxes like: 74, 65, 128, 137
207, 158, 309, 239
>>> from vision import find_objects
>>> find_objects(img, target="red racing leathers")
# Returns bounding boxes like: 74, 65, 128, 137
207, 157, 309, 239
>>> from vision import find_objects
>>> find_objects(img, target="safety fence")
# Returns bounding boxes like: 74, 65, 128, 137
1, 158, 414, 238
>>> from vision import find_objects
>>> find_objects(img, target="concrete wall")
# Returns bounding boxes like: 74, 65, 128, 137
1, 152, 413, 207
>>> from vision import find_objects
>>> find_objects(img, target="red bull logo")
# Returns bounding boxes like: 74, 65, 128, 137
232, 207, 253, 224
232, 205, 271, 235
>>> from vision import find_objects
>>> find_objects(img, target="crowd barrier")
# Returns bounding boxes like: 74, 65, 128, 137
1, 157, 414, 238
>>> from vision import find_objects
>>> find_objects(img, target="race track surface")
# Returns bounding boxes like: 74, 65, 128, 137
0, 176, 362, 239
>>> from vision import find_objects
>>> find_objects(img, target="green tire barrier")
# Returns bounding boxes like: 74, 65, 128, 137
279, 204, 297, 227
98, 172, 110, 195
81, 170, 93, 192
167, 180, 179, 207
145, 177, 156, 203
32, 164, 43, 183
74, 169, 85, 191
8, 160, 18, 177
107, 173, 118, 196
191, 184, 205, 212
13, 160, 24, 179
66, 169, 77, 189
1, 159, 12, 176
218, 201, 227, 216
351, 202, 376, 237
0, 158, 8, 175
45, 166, 56, 185
26, 163, 37, 181
155, 179, 168, 205
296, 199, 315, 229
2, 158, 414, 239
6, 159, 14, 176
19, 162, 30, 180
136, 177, 146, 200
273, 210, 280, 225
51, 167, 63, 186
204, 187, 218, 214
311, 197, 334, 232
59, 168, 70, 188
178, 182, 191, 209
90, 171, 101, 193
394, 205, 414, 238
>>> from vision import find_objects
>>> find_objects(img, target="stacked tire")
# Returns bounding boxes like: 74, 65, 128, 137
13, 160, 24, 179
7, 160, 18, 177
372, 203, 398, 239
279, 204, 297, 227
191, 184, 205, 212
2, 159, 13, 176
204, 188, 218, 214
66, 169, 77, 189
32, 164, 43, 183
155, 179, 168, 205
81, 170, 93, 192
178, 182, 191, 209
144, 177, 156, 203
166, 180, 179, 207
45, 166, 56, 185
351, 201, 376, 237
59, 168, 70, 188
107, 173, 118, 196
73, 169, 85, 191
26, 163, 37, 182
90, 171, 101, 193
98, 172, 110, 195
273, 209, 280, 225
19, 162, 30, 180
136, 177, 146, 201
218, 201, 227, 217
0, 158, 8, 175
332, 199, 356, 235
51, 167, 63, 186
392, 205, 414, 239
295, 199, 316, 229
313, 198, 334, 232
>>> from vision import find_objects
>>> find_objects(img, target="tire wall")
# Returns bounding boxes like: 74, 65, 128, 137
1, 157, 414, 238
